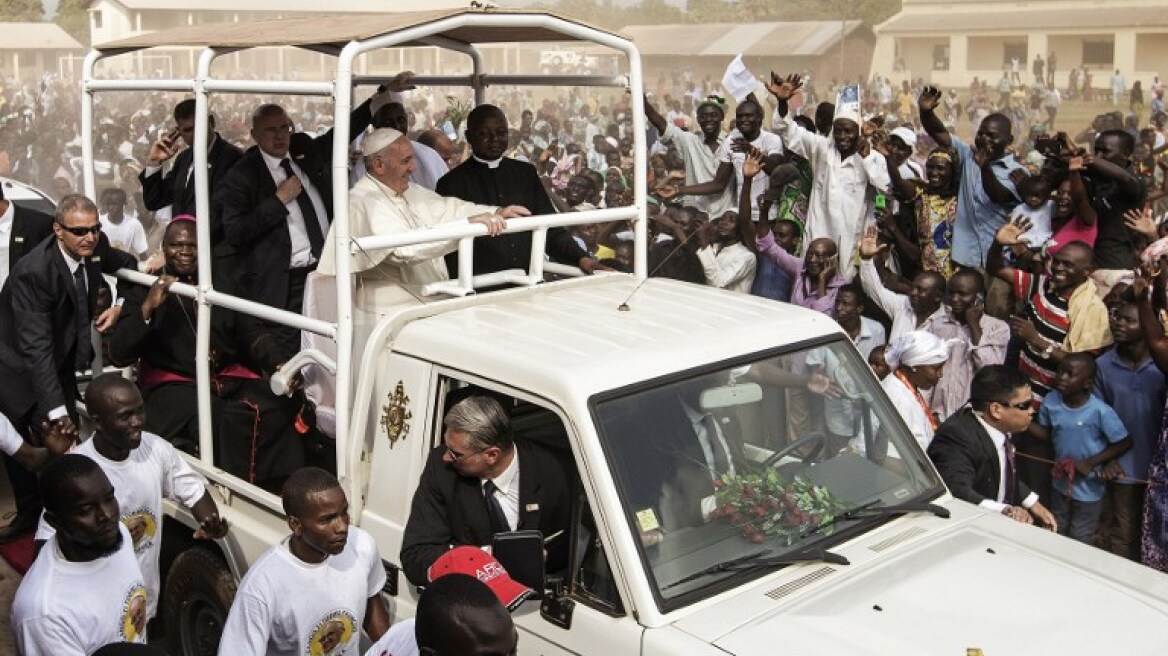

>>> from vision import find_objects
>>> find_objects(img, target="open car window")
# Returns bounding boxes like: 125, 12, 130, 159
592, 338, 943, 608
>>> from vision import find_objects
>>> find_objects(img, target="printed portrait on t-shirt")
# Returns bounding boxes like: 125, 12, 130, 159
122, 507, 158, 553
308, 609, 357, 656
121, 583, 148, 642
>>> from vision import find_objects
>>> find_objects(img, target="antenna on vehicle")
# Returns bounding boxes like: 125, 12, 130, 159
617, 213, 702, 311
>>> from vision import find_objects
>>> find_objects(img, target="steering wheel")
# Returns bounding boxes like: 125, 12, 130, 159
760, 432, 827, 470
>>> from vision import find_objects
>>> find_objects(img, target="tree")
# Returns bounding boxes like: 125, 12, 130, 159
0, 0, 45, 22
55, 0, 89, 46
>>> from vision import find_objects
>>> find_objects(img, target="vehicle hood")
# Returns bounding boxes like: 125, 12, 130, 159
672, 504, 1168, 655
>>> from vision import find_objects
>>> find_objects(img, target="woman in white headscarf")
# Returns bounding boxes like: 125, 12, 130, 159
882, 331, 949, 451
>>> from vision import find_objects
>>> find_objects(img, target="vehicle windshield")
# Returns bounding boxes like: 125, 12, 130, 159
593, 337, 943, 606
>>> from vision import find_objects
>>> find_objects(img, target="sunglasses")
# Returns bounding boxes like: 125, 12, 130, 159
1000, 400, 1033, 411
57, 223, 102, 237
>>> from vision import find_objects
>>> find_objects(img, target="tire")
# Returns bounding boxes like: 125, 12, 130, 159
163, 546, 237, 656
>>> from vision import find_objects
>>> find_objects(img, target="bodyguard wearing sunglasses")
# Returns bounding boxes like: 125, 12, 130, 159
400, 395, 572, 587
927, 365, 1059, 531
0, 193, 137, 542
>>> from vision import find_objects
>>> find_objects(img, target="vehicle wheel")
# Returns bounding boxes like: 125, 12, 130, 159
163, 546, 236, 656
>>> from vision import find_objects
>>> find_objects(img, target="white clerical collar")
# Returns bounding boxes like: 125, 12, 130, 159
472, 154, 503, 169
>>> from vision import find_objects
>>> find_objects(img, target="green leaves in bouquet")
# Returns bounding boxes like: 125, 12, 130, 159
710, 468, 847, 545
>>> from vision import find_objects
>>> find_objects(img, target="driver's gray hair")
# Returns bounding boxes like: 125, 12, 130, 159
444, 396, 513, 451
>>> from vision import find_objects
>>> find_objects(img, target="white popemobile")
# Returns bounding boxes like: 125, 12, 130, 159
79, 8, 1168, 656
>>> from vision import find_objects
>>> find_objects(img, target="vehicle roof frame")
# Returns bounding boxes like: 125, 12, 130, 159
79, 9, 648, 517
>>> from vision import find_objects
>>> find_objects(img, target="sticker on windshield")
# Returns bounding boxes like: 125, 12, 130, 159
636, 508, 660, 532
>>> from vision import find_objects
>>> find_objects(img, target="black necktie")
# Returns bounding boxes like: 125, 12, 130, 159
1004, 436, 1018, 504
280, 159, 324, 259
704, 414, 731, 479
483, 479, 510, 534
73, 264, 92, 370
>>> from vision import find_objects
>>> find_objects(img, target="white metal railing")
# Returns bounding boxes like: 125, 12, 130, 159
81, 12, 646, 518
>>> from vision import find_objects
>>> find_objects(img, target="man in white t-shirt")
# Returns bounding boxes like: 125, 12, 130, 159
12, 454, 149, 655
99, 188, 148, 259
219, 467, 390, 655
35, 374, 228, 620
663, 99, 785, 221
644, 94, 735, 218
365, 546, 533, 656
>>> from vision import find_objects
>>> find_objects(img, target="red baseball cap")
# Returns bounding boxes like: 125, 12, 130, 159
427, 546, 535, 611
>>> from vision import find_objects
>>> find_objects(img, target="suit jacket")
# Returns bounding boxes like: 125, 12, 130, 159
218, 102, 371, 310
7, 205, 55, 273
139, 132, 243, 219
436, 157, 588, 277
599, 391, 749, 530
139, 134, 244, 266
927, 408, 1033, 507
0, 234, 137, 420
400, 440, 572, 586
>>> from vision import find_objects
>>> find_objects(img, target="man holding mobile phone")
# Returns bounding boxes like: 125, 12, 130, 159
139, 99, 243, 280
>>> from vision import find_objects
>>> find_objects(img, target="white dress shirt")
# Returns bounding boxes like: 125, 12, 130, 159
0, 200, 13, 290
972, 412, 1039, 513
483, 450, 521, 531
260, 150, 329, 268
697, 242, 757, 293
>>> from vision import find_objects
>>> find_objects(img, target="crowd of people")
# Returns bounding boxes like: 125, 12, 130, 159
0, 58, 1165, 653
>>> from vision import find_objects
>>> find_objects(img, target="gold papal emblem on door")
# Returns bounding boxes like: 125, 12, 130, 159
380, 381, 412, 447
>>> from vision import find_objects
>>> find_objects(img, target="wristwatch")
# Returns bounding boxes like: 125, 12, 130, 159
1041, 342, 1057, 358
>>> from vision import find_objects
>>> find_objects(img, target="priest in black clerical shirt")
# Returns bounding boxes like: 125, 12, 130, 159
437, 104, 602, 278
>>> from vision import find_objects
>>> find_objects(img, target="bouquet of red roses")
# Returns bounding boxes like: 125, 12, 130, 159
709, 468, 846, 545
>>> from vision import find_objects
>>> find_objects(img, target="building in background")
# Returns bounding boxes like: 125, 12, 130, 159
0, 22, 84, 81
623, 20, 874, 90
871, 0, 1168, 88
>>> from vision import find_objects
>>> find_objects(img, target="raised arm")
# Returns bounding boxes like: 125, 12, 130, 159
1067, 157, 1097, 227
917, 86, 952, 149
986, 216, 1028, 285
643, 93, 668, 136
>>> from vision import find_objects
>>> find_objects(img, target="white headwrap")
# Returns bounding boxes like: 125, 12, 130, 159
885, 331, 949, 371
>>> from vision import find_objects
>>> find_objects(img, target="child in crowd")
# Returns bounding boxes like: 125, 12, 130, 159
868, 344, 891, 380
1029, 353, 1132, 544
1011, 174, 1055, 251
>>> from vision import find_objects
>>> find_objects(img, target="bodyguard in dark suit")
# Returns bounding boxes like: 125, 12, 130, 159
139, 99, 244, 219
401, 395, 572, 586
436, 104, 598, 279
0, 183, 55, 288
927, 365, 1058, 529
217, 99, 373, 365
138, 99, 244, 281
0, 194, 138, 540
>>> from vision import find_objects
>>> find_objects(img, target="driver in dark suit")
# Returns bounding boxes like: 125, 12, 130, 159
599, 376, 751, 533
400, 395, 572, 586
0, 194, 137, 541
927, 365, 1057, 529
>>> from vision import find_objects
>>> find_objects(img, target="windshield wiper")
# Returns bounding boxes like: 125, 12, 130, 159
799, 499, 949, 542
662, 546, 848, 591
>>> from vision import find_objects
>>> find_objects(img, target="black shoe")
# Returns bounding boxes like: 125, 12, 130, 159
0, 511, 39, 544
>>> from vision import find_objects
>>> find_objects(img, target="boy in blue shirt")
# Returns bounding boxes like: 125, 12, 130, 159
1029, 353, 1131, 544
